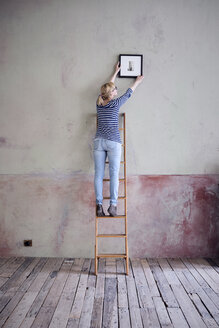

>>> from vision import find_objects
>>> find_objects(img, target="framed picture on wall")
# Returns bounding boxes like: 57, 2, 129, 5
119, 54, 143, 78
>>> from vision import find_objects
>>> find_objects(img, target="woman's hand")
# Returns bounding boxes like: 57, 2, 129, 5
115, 61, 121, 74
110, 62, 121, 83
136, 75, 144, 83
130, 75, 144, 92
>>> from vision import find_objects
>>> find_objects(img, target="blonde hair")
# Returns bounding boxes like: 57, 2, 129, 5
97, 82, 115, 106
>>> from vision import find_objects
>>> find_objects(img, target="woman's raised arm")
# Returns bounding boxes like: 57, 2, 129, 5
110, 62, 121, 83
130, 75, 144, 92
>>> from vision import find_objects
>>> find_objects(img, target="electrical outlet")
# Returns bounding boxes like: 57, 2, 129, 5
24, 240, 32, 247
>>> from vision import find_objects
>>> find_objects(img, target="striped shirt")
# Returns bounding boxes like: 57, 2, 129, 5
95, 88, 133, 144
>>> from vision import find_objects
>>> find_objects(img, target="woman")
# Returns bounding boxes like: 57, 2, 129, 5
94, 62, 144, 216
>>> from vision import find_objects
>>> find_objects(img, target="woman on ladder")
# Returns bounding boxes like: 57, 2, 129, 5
94, 62, 144, 217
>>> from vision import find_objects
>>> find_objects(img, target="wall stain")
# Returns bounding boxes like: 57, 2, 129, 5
0, 218, 14, 257
132, 14, 165, 53
61, 58, 76, 89
0, 136, 30, 149
55, 203, 69, 252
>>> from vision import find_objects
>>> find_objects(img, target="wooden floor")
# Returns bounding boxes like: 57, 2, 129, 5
0, 257, 218, 327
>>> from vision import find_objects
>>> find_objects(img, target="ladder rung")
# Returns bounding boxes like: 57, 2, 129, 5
119, 128, 124, 130
105, 161, 125, 164
96, 215, 126, 219
103, 196, 126, 200
97, 253, 127, 258
97, 234, 126, 238
103, 178, 125, 181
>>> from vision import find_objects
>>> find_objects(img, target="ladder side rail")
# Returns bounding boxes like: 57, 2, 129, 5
123, 113, 129, 274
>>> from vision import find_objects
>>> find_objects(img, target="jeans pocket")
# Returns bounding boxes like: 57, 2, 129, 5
94, 139, 101, 151
106, 140, 118, 150
106, 140, 121, 156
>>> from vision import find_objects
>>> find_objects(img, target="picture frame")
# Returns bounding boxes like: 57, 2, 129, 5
119, 54, 143, 78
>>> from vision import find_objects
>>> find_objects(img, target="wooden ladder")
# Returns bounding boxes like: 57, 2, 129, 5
95, 113, 129, 275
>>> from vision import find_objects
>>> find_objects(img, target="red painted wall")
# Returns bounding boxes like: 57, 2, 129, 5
0, 174, 218, 258
127, 175, 219, 257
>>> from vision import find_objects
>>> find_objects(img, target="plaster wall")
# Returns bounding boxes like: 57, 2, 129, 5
0, 0, 218, 257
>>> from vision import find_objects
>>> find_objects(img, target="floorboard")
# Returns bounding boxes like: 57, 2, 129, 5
0, 257, 218, 328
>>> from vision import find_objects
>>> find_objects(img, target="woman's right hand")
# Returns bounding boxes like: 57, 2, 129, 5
130, 75, 144, 92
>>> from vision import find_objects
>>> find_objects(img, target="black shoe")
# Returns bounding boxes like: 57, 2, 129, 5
96, 204, 105, 217
107, 204, 117, 217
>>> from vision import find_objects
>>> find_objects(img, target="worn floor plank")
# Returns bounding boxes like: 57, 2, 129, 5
0, 257, 218, 328
0, 257, 51, 327
126, 260, 143, 328
66, 258, 91, 328
148, 258, 179, 308
90, 258, 105, 328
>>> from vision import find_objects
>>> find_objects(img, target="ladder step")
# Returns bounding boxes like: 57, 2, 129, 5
103, 196, 126, 199
97, 253, 127, 258
96, 215, 126, 219
97, 234, 126, 238
105, 161, 125, 164
103, 178, 125, 181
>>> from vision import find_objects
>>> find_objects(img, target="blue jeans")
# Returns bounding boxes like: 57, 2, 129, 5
93, 138, 121, 205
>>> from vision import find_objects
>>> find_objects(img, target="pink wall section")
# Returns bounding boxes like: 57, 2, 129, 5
0, 174, 218, 258
127, 175, 219, 258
